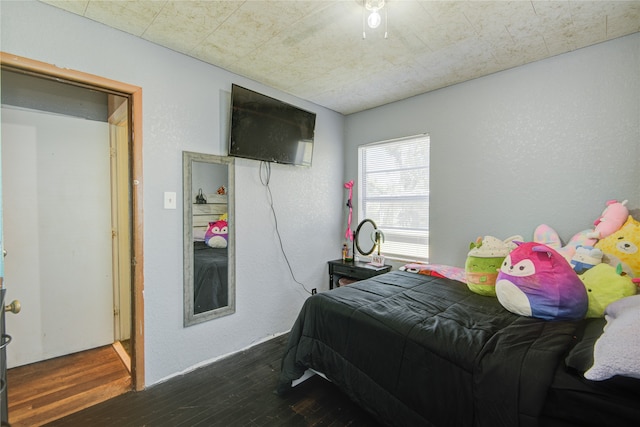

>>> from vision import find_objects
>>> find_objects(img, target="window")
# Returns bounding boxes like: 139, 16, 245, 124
358, 134, 430, 262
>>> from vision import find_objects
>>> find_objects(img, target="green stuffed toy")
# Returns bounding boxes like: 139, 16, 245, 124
579, 263, 637, 318
465, 235, 521, 297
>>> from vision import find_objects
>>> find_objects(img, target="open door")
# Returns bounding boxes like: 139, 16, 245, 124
0, 52, 144, 391
1, 113, 8, 426
2, 105, 115, 367
109, 95, 133, 371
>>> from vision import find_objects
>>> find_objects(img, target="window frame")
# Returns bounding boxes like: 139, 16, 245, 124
357, 134, 430, 263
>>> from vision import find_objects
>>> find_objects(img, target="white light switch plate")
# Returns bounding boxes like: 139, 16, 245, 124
164, 191, 177, 209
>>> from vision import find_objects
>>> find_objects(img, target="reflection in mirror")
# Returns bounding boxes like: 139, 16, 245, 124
183, 151, 235, 326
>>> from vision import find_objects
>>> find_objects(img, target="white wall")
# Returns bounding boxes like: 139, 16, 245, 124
1, 0, 345, 386
345, 33, 640, 267
192, 161, 227, 200
2, 108, 113, 367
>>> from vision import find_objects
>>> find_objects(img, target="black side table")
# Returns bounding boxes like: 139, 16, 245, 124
327, 259, 392, 289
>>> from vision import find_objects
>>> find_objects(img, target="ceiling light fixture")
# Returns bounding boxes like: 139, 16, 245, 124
363, 0, 388, 39
368, 10, 381, 29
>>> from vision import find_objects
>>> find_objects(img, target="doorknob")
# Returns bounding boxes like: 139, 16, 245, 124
5, 300, 21, 314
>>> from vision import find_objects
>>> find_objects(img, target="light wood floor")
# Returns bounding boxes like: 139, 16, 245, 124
7, 344, 131, 426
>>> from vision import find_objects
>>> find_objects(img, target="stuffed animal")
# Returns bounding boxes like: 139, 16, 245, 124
595, 215, 640, 277
204, 219, 228, 248
496, 242, 588, 321
465, 235, 521, 296
533, 224, 596, 264
587, 200, 628, 239
570, 245, 603, 274
579, 263, 637, 318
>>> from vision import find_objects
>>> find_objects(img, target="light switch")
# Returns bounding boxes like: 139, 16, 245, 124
164, 191, 177, 209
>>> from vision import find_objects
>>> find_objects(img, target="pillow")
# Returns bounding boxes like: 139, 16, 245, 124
401, 263, 466, 283
495, 242, 588, 320
204, 220, 228, 248
584, 295, 640, 380
193, 229, 206, 242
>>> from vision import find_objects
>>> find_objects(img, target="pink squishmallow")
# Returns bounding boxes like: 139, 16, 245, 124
496, 242, 588, 321
204, 220, 228, 248
587, 199, 628, 240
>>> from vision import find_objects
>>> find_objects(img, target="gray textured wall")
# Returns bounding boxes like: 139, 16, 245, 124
345, 33, 640, 267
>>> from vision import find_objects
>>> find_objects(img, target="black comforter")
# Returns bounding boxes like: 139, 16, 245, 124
277, 271, 581, 427
193, 242, 228, 314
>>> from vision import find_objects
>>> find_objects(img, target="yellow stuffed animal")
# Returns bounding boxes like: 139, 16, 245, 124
595, 216, 640, 277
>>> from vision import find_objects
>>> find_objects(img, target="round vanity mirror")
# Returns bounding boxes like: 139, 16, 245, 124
355, 219, 383, 256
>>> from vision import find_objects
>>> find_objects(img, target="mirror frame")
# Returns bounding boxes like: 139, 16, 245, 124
355, 218, 379, 256
353, 218, 384, 256
183, 151, 235, 326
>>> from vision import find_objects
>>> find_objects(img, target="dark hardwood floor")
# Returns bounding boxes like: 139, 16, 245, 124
45, 334, 382, 426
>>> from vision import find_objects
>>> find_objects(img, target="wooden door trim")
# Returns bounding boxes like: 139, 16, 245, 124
1, 51, 145, 390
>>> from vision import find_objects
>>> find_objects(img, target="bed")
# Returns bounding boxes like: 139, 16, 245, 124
192, 196, 228, 314
193, 242, 228, 314
276, 270, 640, 426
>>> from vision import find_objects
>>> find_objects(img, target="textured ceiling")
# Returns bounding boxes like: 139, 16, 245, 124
40, 1, 640, 115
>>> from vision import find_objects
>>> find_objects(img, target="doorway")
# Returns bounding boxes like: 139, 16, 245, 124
0, 52, 144, 414
3, 104, 116, 367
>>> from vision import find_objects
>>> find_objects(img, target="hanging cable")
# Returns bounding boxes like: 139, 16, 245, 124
260, 161, 312, 295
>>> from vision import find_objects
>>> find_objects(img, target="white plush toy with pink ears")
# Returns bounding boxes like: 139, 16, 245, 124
533, 225, 596, 264
587, 199, 629, 240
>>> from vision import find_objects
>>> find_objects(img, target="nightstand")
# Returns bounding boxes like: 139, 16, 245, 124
327, 259, 392, 289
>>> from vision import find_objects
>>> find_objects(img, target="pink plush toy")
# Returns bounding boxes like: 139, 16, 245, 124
533, 224, 596, 264
496, 242, 588, 321
205, 220, 228, 248
587, 199, 628, 239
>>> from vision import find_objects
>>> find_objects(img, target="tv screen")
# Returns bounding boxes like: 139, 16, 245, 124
228, 84, 316, 166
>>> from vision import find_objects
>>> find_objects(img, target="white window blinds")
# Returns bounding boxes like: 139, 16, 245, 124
358, 134, 430, 262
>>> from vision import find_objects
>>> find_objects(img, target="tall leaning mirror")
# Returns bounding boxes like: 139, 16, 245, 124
183, 151, 235, 326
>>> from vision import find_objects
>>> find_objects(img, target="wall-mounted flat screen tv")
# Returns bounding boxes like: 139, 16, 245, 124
228, 84, 316, 167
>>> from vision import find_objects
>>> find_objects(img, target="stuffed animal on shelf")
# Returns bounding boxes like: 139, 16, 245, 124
587, 199, 628, 240
579, 263, 637, 318
570, 245, 603, 274
496, 242, 588, 321
204, 219, 228, 248
465, 235, 521, 296
595, 215, 640, 277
